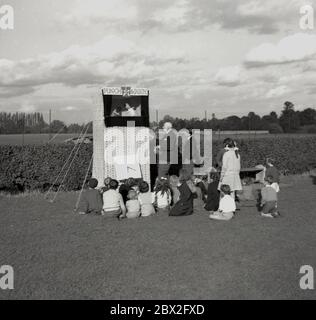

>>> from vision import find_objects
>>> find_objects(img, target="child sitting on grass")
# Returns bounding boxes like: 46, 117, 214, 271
153, 177, 172, 215
102, 179, 126, 218
169, 175, 180, 205
209, 184, 235, 221
169, 169, 196, 216
193, 176, 205, 208
119, 177, 139, 204
260, 176, 280, 218
138, 181, 155, 217
125, 190, 141, 219
194, 176, 208, 202
78, 178, 103, 215
204, 170, 220, 213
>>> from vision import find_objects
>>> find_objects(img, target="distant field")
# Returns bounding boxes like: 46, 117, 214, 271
212, 132, 316, 140
0, 132, 316, 145
0, 133, 80, 145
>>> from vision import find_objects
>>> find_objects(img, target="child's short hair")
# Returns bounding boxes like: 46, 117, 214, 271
179, 168, 191, 183
109, 179, 119, 190
104, 177, 112, 185
210, 171, 219, 182
139, 181, 149, 193
264, 175, 274, 184
126, 177, 137, 187
88, 178, 98, 189
242, 177, 252, 185
220, 184, 231, 195
169, 175, 179, 187
127, 189, 137, 200
266, 157, 275, 165
201, 175, 208, 182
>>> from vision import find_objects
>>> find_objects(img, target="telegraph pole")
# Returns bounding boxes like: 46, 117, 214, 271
22, 113, 25, 146
49, 109, 52, 141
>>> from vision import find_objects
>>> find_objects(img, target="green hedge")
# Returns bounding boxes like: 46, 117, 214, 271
1, 136, 316, 193
221, 136, 316, 174
0, 144, 93, 193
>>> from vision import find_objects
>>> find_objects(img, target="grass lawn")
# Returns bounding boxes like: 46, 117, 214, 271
0, 177, 315, 300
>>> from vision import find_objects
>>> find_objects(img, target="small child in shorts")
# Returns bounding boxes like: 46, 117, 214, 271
260, 176, 280, 218
209, 184, 235, 221
125, 190, 141, 219
138, 181, 155, 217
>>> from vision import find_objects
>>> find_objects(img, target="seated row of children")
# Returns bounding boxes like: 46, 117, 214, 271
78, 158, 280, 220
78, 168, 197, 218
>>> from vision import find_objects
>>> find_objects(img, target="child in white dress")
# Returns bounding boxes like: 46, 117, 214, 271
209, 184, 236, 221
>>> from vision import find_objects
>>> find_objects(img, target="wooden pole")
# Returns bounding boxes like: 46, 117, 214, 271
49, 109, 52, 141
22, 113, 25, 146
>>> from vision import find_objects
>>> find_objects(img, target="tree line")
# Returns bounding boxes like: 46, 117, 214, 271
0, 102, 315, 134
0, 112, 92, 134
151, 102, 316, 134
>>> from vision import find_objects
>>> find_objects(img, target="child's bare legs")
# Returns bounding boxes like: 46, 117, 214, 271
209, 211, 234, 221
126, 212, 140, 219
260, 201, 279, 218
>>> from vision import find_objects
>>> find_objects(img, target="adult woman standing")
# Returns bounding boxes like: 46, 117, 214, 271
218, 140, 242, 200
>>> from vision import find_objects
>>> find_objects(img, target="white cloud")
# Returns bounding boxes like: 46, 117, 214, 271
265, 85, 289, 98
64, 106, 79, 111
214, 65, 244, 87
58, 0, 311, 34
245, 33, 316, 67
150, 0, 191, 30
0, 35, 186, 97
61, 0, 138, 27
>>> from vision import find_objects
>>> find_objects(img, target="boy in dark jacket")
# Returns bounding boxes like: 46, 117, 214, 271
204, 171, 220, 212
78, 178, 103, 215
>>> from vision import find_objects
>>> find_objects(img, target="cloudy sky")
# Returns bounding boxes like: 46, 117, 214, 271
0, 0, 315, 123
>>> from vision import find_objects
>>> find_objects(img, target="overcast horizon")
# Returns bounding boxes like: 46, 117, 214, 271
0, 0, 315, 124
